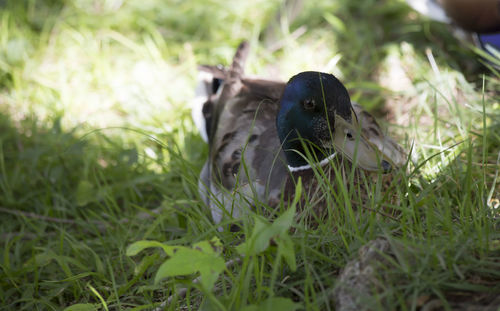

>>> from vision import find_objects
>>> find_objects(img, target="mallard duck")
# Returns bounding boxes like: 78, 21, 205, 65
193, 42, 406, 227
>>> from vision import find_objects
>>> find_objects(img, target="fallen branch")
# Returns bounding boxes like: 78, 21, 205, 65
0, 206, 87, 224
0, 206, 164, 229
361, 206, 399, 221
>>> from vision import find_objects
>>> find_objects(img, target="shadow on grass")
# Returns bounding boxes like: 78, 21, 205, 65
0, 111, 212, 309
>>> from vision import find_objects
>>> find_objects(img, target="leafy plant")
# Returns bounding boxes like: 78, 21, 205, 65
1, 0, 499, 310
127, 237, 225, 292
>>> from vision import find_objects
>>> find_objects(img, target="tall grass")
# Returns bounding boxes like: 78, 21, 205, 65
0, 0, 498, 310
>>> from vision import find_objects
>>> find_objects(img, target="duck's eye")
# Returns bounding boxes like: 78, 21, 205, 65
344, 129, 354, 141
302, 99, 316, 110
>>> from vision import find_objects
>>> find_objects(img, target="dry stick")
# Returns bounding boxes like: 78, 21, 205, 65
361, 206, 399, 221
0, 206, 107, 238
0, 206, 166, 241
0, 206, 87, 224
153, 257, 242, 311
0, 206, 163, 225
1, 231, 41, 240
0, 206, 110, 234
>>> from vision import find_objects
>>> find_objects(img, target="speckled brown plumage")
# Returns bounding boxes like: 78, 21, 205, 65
193, 42, 406, 227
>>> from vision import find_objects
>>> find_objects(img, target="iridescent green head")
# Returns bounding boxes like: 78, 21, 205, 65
276, 71, 391, 171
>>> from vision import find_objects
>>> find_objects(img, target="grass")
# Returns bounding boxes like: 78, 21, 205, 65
0, 0, 499, 310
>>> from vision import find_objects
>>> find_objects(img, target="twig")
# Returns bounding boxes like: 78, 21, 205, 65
0, 206, 164, 227
153, 257, 242, 311
1, 231, 38, 240
0, 206, 108, 232
1, 231, 62, 241
0, 206, 166, 241
361, 206, 399, 221
0, 206, 86, 224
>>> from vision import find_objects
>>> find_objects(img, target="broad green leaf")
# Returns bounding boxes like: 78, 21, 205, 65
236, 199, 297, 256
133, 253, 159, 276
197, 255, 226, 291
154, 237, 225, 291
236, 217, 273, 255
193, 236, 223, 254
242, 297, 301, 311
63, 303, 97, 311
126, 240, 175, 256
272, 203, 296, 235
278, 235, 296, 271
154, 247, 198, 279
237, 180, 299, 270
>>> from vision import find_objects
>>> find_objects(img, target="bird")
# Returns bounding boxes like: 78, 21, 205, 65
192, 42, 406, 229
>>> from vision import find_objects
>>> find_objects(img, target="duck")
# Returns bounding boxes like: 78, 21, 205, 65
192, 41, 406, 228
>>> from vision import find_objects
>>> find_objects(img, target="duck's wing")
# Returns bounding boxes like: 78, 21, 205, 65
207, 78, 289, 224
351, 102, 407, 168
209, 41, 250, 145
197, 42, 289, 226
192, 66, 285, 143
210, 77, 287, 184
192, 67, 224, 143
191, 45, 245, 144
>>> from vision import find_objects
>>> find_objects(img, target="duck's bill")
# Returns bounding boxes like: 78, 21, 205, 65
327, 114, 395, 172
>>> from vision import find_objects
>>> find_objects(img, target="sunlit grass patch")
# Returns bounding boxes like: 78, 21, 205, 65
2, 19, 193, 131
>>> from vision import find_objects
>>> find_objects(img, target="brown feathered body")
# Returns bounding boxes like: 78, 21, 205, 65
193, 42, 405, 226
